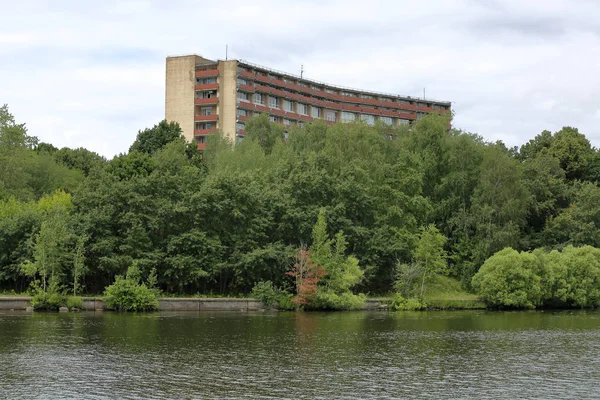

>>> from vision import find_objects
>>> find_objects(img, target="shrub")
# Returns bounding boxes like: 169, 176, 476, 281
389, 293, 426, 311
30, 282, 65, 311
104, 264, 159, 312
471, 248, 544, 309
66, 296, 83, 310
312, 291, 366, 310
277, 293, 296, 311
251, 281, 279, 308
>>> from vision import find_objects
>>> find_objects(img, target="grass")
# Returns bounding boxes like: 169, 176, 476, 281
422, 275, 487, 310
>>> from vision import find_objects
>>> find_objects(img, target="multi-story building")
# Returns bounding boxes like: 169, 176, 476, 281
165, 55, 451, 150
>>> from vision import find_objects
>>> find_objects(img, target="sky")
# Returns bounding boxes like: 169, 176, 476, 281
1, 0, 600, 158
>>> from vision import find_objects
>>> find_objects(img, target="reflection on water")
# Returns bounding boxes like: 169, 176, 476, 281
1, 310, 599, 399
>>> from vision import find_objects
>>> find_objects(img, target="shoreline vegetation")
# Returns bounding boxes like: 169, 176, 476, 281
3, 105, 600, 312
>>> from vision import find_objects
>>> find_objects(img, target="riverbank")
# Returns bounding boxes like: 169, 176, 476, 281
0, 296, 386, 311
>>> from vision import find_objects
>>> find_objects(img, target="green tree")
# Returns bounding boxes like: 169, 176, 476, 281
471, 248, 543, 309
129, 120, 183, 155
244, 114, 285, 155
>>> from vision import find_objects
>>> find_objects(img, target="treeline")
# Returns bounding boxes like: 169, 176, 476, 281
2, 104, 600, 302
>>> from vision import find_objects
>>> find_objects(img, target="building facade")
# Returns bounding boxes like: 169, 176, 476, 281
165, 55, 451, 150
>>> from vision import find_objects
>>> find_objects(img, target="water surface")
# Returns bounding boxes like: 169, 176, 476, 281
1, 310, 599, 399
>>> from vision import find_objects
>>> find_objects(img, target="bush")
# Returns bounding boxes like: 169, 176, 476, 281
251, 281, 279, 308
30, 282, 65, 311
311, 291, 366, 310
104, 264, 158, 311
541, 246, 600, 308
66, 296, 83, 310
389, 293, 427, 311
471, 248, 544, 309
104, 276, 158, 311
277, 293, 296, 311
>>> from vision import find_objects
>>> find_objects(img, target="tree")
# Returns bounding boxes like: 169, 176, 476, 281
72, 235, 87, 296
244, 114, 285, 155
129, 120, 183, 155
286, 248, 325, 306
471, 248, 544, 309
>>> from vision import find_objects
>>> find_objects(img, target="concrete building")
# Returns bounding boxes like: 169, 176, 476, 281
165, 55, 451, 150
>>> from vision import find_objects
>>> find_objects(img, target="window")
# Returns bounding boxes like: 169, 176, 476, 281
361, 114, 375, 126
297, 82, 307, 87
197, 77, 216, 84
284, 100, 294, 112
297, 103, 308, 115
237, 78, 248, 85
254, 93, 264, 105
269, 115, 279, 123
201, 107, 212, 116
237, 109, 248, 117
197, 135, 206, 144
326, 110, 336, 122
342, 91, 356, 97
237, 91, 249, 102
341, 112, 356, 123
380, 116, 393, 126
196, 122, 212, 130
236, 122, 245, 131
197, 91, 214, 99
325, 88, 337, 94
398, 119, 409, 125
399, 99, 411, 105
283, 118, 291, 125
269, 96, 279, 108
311, 107, 321, 119
361, 94, 374, 100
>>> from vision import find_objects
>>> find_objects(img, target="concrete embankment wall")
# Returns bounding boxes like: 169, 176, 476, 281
0, 297, 383, 311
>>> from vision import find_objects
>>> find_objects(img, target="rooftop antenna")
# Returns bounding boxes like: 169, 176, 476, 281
301, 65, 304, 79
226, 44, 228, 60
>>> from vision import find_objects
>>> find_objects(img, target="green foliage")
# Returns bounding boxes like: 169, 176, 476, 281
250, 281, 279, 308
389, 293, 427, 311
103, 262, 159, 311
278, 293, 296, 311
471, 248, 543, 309
129, 120, 183, 155
540, 246, 600, 308
244, 114, 285, 155
5, 107, 600, 303
312, 292, 367, 310
307, 209, 366, 310
30, 282, 65, 311
66, 296, 83, 310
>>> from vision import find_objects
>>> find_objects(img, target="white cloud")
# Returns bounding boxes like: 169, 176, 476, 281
1, 0, 600, 157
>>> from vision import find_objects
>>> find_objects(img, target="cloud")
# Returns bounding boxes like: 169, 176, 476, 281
1, 0, 600, 157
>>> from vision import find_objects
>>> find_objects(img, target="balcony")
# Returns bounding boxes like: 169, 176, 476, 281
255, 74, 270, 84
194, 115, 218, 122
238, 84, 255, 93
195, 97, 218, 105
195, 83, 218, 91
195, 69, 219, 78
398, 112, 417, 120
195, 128, 217, 135
239, 70, 254, 80
197, 142, 207, 150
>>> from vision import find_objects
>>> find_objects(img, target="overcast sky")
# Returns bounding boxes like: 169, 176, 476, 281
1, 0, 599, 158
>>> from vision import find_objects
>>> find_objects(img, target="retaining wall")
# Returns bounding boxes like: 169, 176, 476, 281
0, 297, 383, 311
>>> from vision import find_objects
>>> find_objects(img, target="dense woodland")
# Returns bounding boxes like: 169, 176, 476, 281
2, 103, 600, 307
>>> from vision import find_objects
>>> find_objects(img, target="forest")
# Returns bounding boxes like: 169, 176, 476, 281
2, 103, 600, 309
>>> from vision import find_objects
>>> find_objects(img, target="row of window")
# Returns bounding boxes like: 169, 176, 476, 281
237, 108, 409, 127
238, 68, 448, 110
196, 77, 217, 85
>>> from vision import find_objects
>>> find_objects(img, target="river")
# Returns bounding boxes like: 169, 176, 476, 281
0, 310, 599, 399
